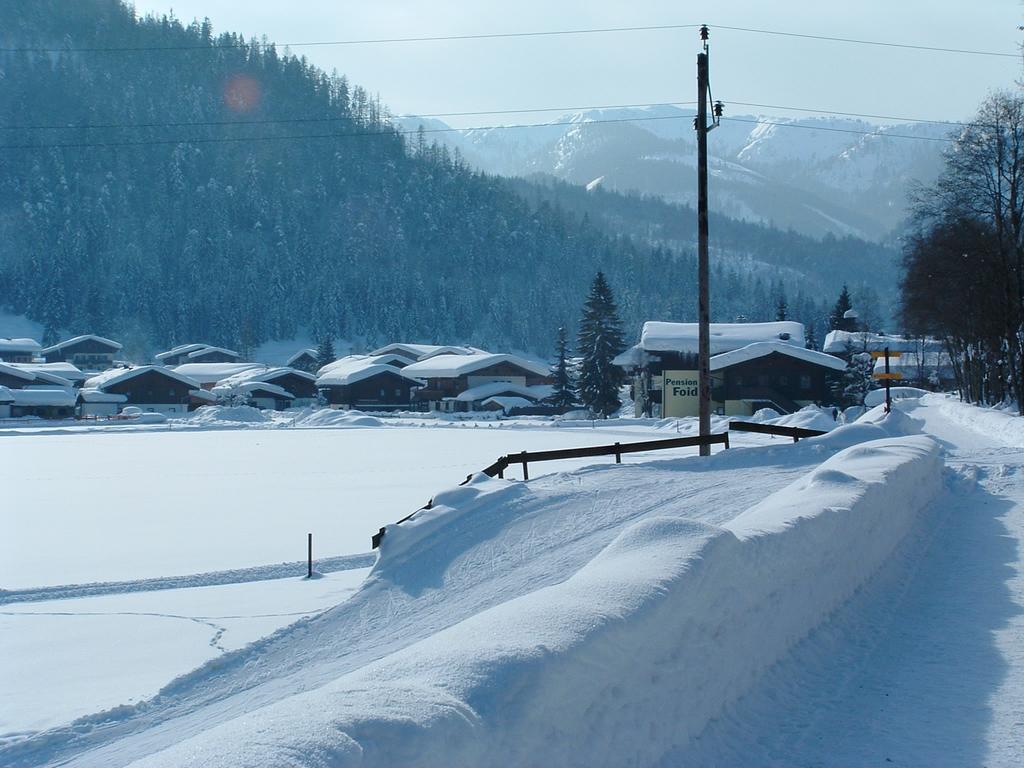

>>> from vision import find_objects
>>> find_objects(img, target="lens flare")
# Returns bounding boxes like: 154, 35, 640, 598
223, 75, 262, 113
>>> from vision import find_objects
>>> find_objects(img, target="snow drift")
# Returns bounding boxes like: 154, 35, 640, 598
125, 434, 941, 768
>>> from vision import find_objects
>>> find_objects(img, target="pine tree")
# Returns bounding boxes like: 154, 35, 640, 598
840, 350, 876, 407
828, 285, 853, 330
775, 293, 788, 321
545, 326, 577, 409
315, 336, 336, 369
576, 272, 626, 417
805, 320, 818, 351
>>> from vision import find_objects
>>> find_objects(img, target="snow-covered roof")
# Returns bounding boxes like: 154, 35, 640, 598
170, 363, 263, 385
612, 344, 645, 369
11, 362, 88, 383
215, 366, 315, 389
640, 321, 806, 355
0, 385, 13, 402
0, 362, 36, 382
285, 348, 318, 366
186, 345, 240, 360
872, 351, 954, 374
78, 388, 129, 403
822, 331, 944, 355
481, 396, 534, 410
452, 382, 549, 403
154, 343, 208, 361
369, 343, 482, 361
190, 388, 218, 402
85, 365, 202, 391
402, 353, 549, 379
41, 334, 122, 354
0, 337, 42, 355
10, 386, 78, 407
710, 342, 847, 372
316, 356, 421, 387
212, 380, 294, 400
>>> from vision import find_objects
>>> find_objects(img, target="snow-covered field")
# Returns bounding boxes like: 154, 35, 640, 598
2, 397, 1023, 766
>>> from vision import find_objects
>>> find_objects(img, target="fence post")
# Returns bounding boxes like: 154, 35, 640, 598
521, 451, 529, 480
307, 533, 313, 578
615, 442, 621, 464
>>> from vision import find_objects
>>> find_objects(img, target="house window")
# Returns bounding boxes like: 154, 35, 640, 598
800, 375, 812, 390
395, 389, 401, 397
380, 388, 386, 397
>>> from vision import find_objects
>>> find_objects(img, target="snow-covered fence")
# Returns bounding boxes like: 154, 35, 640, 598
728, 419, 828, 442
371, 432, 731, 548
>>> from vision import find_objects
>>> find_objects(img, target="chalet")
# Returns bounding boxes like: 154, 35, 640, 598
41, 335, 122, 371
171, 362, 264, 390
185, 345, 242, 364
401, 353, 552, 412
11, 362, 89, 387
316, 356, 423, 411
0, 362, 76, 390
7, 386, 77, 419
83, 365, 204, 415
369, 343, 482, 361
78, 388, 129, 418
0, 386, 12, 418
447, 381, 553, 413
0, 362, 36, 389
822, 330, 944, 357
154, 343, 209, 366
213, 366, 318, 409
615, 321, 843, 417
0, 338, 42, 364
286, 348, 320, 374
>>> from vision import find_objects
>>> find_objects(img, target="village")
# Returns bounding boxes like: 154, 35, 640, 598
0, 311, 953, 423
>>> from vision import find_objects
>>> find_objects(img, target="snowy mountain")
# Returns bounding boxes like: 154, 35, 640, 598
394, 106, 952, 241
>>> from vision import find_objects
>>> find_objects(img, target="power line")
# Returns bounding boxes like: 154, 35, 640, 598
715, 24, 1020, 59
1, 21, 1017, 58
722, 116, 956, 142
0, 110, 962, 152
727, 101, 974, 128
0, 23, 700, 53
0, 101, 698, 132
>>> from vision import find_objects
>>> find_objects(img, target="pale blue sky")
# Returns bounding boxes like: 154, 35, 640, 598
131, 0, 1021, 126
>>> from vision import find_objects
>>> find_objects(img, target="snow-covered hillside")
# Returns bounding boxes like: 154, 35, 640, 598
395, 106, 952, 240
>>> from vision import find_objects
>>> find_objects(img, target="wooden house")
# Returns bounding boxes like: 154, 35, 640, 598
616, 322, 843, 417
83, 365, 203, 415
316, 356, 423, 411
213, 366, 318, 409
401, 353, 552, 412
0, 338, 42, 364
41, 335, 122, 371
286, 348, 320, 374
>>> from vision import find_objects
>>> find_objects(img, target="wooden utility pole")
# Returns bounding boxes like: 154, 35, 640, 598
696, 26, 713, 455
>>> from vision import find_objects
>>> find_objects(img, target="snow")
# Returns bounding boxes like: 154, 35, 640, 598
8, 387, 77, 407
760, 403, 840, 432
84, 365, 201, 391
10, 362, 88, 384
0, 362, 35, 382
290, 409, 384, 428
210, 380, 294, 401
402, 352, 549, 378
0, 569, 370, 735
864, 385, 932, 408
822, 330, 944, 355
0, 337, 42, 355
153, 343, 207, 362
640, 320, 806, 355
185, 345, 240, 361
7, 399, 1024, 766
168, 363, 262, 385
78, 389, 128, 404
710, 340, 846, 371
315, 355, 419, 386
0, 385, 13, 403
40, 335, 122, 354
452, 381, 548, 402
186, 405, 268, 424
368, 343, 480, 360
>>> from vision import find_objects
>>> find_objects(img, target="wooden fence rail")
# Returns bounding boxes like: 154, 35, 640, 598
371, 432, 730, 549
727, 420, 827, 442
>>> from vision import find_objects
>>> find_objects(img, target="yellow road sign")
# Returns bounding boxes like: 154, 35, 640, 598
873, 372, 903, 380
870, 350, 903, 358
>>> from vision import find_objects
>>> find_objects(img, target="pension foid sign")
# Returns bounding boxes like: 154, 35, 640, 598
662, 370, 699, 417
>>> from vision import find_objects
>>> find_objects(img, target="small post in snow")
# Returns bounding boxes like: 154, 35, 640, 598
521, 451, 529, 481
307, 533, 313, 579
615, 442, 622, 464
884, 347, 892, 414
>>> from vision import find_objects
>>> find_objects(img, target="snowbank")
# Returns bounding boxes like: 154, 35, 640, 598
923, 393, 1024, 447
187, 405, 267, 424
126, 434, 941, 768
292, 408, 384, 429
864, 386, 931, 408
765, 404, 838, 432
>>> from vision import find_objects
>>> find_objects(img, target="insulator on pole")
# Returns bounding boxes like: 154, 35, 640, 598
699, 24, 710, 41
713, 101, 724, 118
